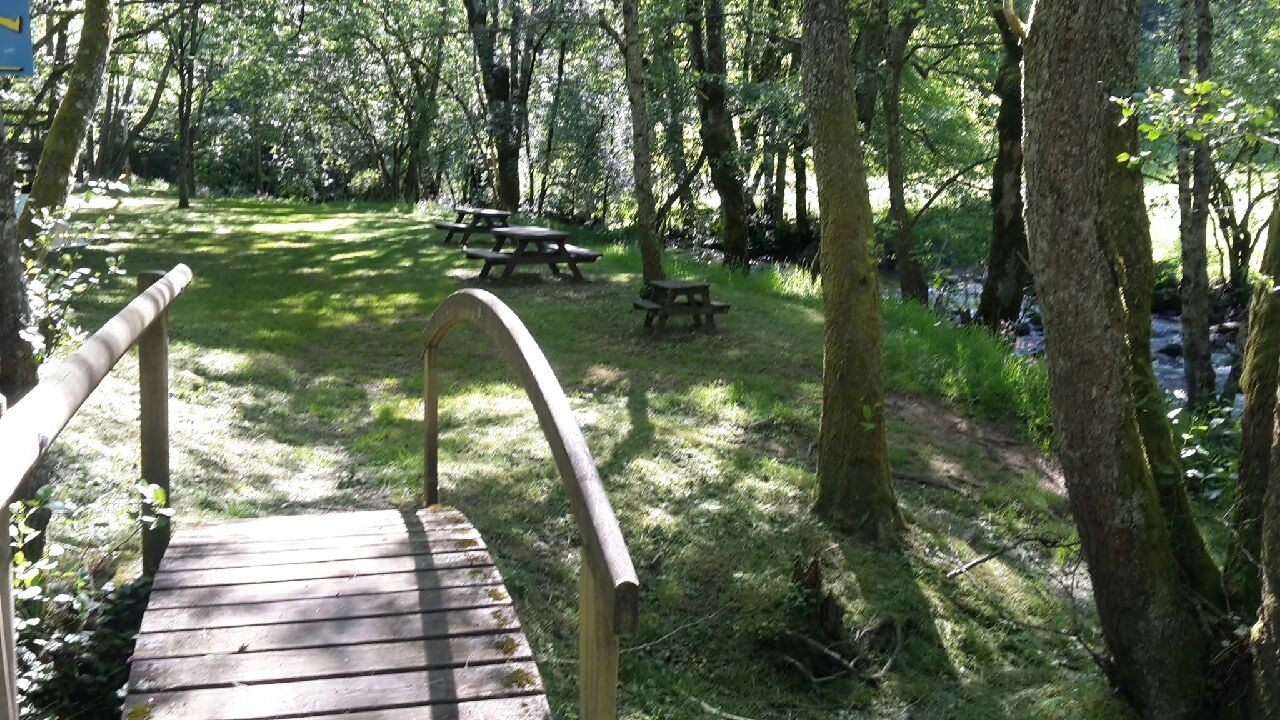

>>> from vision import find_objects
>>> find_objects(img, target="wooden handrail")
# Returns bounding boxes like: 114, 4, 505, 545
422, 288, 639, 719
0, 264, 191, 720
0, 264, 192, 504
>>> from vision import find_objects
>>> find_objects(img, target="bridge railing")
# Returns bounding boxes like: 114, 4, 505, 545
422, 288, 640, 720
0, 264, 192, 719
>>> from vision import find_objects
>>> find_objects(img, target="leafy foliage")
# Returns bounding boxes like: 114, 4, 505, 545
9, 488, 150, 720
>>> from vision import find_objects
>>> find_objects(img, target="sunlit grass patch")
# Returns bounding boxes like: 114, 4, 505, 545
43, 194, 1124, 719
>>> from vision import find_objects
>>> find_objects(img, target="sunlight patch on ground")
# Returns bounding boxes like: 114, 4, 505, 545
250, 217, 359, 234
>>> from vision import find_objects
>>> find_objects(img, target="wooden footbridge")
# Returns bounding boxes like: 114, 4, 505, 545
0, 266, 639, 719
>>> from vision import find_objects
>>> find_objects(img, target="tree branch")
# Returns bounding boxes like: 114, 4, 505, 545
1003, 0, 1028, 40
909, 154, 997, 226
656, 149, 707, 229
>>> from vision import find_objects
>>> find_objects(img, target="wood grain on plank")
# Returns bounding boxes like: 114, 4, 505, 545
123, 661, 545, 720
133, 605, 522, 659
163, 526, 482, 559
128, 508, 553, 718
159, 536, 488, 572
140, 583, 512, 633
129, 633, 534, 692
298, 696, 552, 720
147, 566, 505, 609
170, 509, 471, 544
150, 550, 496, 590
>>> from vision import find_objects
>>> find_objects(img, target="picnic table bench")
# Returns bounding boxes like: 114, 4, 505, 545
434, 206, 512, 245
633, 279, 730, 336
464, 226, 601, 282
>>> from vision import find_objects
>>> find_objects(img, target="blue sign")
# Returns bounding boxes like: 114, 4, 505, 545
0, 0, 33, 76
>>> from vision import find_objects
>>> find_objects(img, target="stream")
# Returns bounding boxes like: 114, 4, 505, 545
918, 270, 1243, 409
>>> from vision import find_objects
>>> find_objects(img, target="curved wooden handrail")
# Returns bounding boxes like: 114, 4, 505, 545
422, 288, 640, 633
0, 264, 193, 504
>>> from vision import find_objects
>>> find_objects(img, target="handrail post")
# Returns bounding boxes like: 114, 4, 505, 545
423, 345, 440, 506
0, 396, 18, 720
579, 550, 619, 720
138, 271, 171, 577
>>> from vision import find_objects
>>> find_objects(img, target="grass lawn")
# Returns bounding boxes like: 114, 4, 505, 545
45, 193, 1126, 719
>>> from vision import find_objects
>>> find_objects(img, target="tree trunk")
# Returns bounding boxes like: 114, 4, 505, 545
800, 0, 903, 543
114, 52, 171, 178
769, 129, 786, 230
461, 0, 525, 211
18, 0, 118, 240
1023, 1, 1212, 716
171, 1, 201, 210
536, 39, 568, 216
687, 0, 750, 268
793, 129, 809, 239
0, 115, 38, 404
661, 81, 695, 224
1255, 397, 1280, 716
1180, 0, 1215, 408
882, 0, 928, 303
1108, 91, 1225, 613
615, 0, 663, 283
851, 3, 884, 130
1230, 200, 1280, 615
976, 9, 1028, 329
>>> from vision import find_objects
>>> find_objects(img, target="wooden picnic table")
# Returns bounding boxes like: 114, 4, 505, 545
463, 225, 601, 282
633, 279, 730, 336
434, 206, 513, 245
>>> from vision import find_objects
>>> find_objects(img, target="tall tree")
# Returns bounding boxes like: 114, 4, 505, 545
976, 7, 1028, 329
602, 0, 664, 283
1230, 199, 1280, 614
686, 0, 751, 268
1256, 391, 1280, 716
1021, 0, 1213, 715
19, 0, 119, 240
459, 0, 550, 210
167, 0, 203, 209
0, 117, 37, 404
800, 0, 903, 542
881, 0, 929, 302
1176, 0, 1215, 408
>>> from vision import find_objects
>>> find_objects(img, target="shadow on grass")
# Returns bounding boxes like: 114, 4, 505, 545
49, 195, 1113, 719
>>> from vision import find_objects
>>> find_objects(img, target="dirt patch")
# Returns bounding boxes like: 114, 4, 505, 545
887, 393, 1064, 497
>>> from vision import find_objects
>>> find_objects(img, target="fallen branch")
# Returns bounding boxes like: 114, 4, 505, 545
622, 606, 726, 654
777, 654, 847, 684
866, 618, 904, 683
947, 535, 1078, 579
893, 471, 973, 497
784, 631, 860, 676
683, 692, 762, 720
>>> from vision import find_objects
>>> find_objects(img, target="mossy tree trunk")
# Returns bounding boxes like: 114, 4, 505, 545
1177, 0, 1215, 409
793, 126, 809, 239
800, 0, 903, 543
461, 0, 537, 211
0, 116, 38, 403
976, 8, 1028, 330
687, 0, 751, 269
18, 0, 118, 239
610, 0, 664, 283
1023, 0, 1212, 715
1255, 405, 1280, 716
1101, 58, 1224, 609
1231, 201, 1280, 614
881, 0, 928, 303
